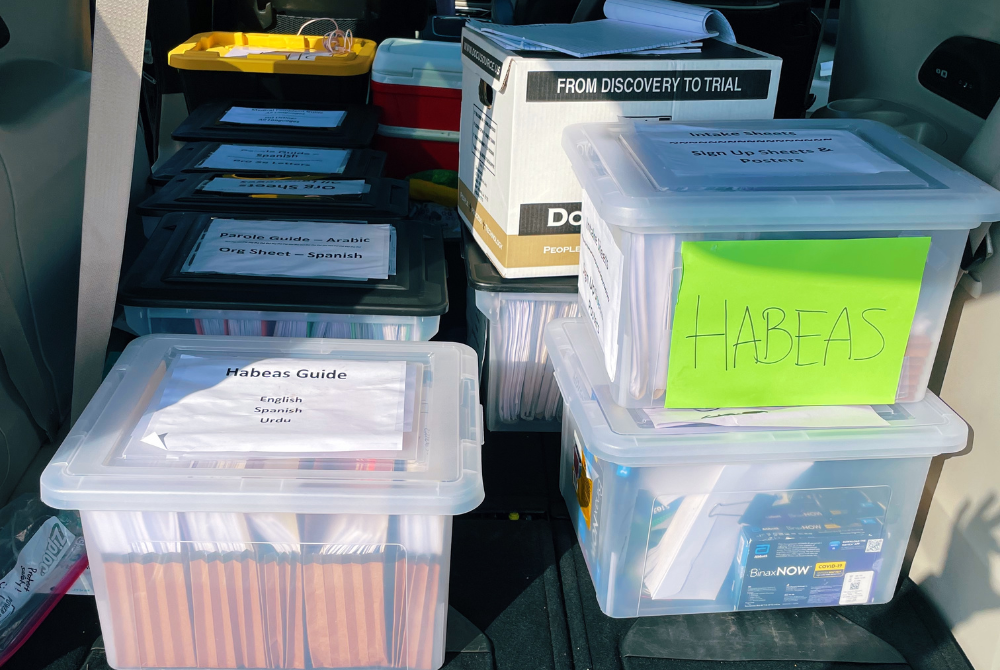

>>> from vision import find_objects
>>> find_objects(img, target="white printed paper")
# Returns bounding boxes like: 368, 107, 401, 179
643, 405, 889, 429
839, 570, 874, 605
220, 106, 347, 128
0, 518, 79, 623
199, 177, 369, 196
579, 198, 624, 381
183, 219, 392, 280
134, 356, 408, 453
198, 145, 351, 174
628, 126, 910, 183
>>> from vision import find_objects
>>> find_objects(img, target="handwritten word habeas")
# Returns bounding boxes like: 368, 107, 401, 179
685, 297, 888, 370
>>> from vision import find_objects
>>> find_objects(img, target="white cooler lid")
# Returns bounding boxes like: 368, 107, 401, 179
545, 318, 968, 466
372, 38, 462, 89
41, 336, 484, 515
563, 119, 1000, 232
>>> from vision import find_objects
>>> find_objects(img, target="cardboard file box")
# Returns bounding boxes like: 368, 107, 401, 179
457, 31, 781, 278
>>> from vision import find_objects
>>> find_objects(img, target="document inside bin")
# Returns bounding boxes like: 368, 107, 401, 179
112, 351, 432, 470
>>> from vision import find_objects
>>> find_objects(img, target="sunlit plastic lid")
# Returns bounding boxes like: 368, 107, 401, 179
545, 318, 968, 466
372, 38, 462, 89
563, 119, 1000, 231
41, 336, 484, 515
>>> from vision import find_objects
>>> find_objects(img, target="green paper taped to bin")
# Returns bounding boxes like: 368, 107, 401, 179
664, 237, 931, 408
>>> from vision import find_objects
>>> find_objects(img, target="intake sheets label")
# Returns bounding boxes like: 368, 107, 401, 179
198, 145, 351, 174
220, 106, 347, 128
183, 219, 392, 280
134, 356, 408, 453
627, 126, 912, 184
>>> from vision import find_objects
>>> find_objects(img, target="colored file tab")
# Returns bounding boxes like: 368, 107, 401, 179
665, 237, 931, 407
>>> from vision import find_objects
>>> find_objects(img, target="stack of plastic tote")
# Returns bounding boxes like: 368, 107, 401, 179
463, 227, 578, 431
546, 117, 1000, 615
120, 214, 448, 341
41, 335, 484, 669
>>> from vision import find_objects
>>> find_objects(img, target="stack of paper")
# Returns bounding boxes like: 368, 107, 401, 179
467, 0, 735, 58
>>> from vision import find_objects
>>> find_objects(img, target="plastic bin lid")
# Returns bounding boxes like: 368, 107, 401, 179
150, 143, 387, 186
119, 213, 448, 316
40, 336, 484, 515
563, 119, 1000, 231
172, 100, 381, 147
545, 318, 968, 466
372, 38, 462, 89
138, 173, 409, 221
168, 31, 376, 75
463, 226, 577, 294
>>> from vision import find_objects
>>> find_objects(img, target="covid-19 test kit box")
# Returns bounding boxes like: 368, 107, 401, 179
458, 29, 781, 278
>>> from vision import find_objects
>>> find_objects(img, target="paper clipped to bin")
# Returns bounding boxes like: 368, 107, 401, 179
664, 237, 930, 408
183, 219, 393, 280
131, 355, 411, 452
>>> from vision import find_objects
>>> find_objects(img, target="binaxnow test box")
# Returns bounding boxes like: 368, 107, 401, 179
457, 29, 781, 278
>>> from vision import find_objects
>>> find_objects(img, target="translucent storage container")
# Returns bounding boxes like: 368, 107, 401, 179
168, 32, 376, 111
120, 213, 447, 341
546, 318, 967, 618
464, 228, 578, 431
41, 335, 484, 670
172, 100, 381, 148
563, 119, 1000, 408
150, 142, 387, 188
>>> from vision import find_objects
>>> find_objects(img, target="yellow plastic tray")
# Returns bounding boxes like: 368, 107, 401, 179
168, 31, 375, 76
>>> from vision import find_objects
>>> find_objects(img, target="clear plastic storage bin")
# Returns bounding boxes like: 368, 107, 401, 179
546, 318, 968, 618
121, 213, 448, 341
563, 119, 1000, 408
464, 229, 578, 431
41, 335, 484, 670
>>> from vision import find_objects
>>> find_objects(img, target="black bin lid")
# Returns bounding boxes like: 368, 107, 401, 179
139, 173, 409, 221
171, 100, 381, 147
463, 226, 577, 294
151, 143, 387, 186
119, 212, 448, 316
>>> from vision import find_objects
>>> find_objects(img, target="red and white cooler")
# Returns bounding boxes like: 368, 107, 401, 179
371, 38, 462, 178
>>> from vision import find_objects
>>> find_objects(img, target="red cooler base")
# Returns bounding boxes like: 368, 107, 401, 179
374, 135, 459, 178
371, 81, 461, 130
